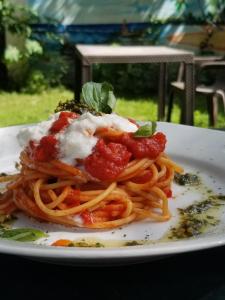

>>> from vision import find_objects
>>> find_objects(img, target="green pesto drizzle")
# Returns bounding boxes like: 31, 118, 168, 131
124, 241, 143, 246
174, 173, 200, 186
72, 239, 105, 248
0, 214, 17, 227
166, 195, 225, 240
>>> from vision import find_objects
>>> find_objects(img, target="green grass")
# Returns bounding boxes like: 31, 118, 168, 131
0, 88, 72, 127
0, 88, 224, 128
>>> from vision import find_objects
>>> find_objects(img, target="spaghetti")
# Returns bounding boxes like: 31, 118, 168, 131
0, 112, 183, 229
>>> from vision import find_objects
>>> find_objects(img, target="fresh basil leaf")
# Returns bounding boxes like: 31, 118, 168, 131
107, 90, 117, 112
0, 227, 48, 242
81, 82, 116, 113
134, 122, 157, 138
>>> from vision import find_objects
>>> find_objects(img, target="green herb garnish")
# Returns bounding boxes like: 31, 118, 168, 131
174, 173, 200, 186
73, 240, 105, 248
124, 240, 143, 246
134, 122, 157, 138
81, 82, 116, 114
55, 81, 117, 115
0, 227, 48, 242
167, 195, 225, 239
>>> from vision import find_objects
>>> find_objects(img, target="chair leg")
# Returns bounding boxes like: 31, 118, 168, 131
166, 90, 175, 122
221, 94, 225, 113
215, 90, 225, 113
207, 94, 218, 127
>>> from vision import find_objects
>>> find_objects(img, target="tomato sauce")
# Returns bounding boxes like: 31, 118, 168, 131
84, 139, 131, 181
50, 112, 78, 134
84, 132, 166, 181
64, 189, 80, 207
118, 132, 166, 159
131, 170, 153, 184
30, 135, 58, 162
163, 187, 173, 198
81, 210, 93, 225
28, 111, 166, 181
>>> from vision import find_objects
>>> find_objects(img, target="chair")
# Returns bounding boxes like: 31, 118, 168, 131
167, 60, 225, 126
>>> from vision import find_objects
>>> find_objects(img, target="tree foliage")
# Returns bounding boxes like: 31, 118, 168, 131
0, 0, 67, 92
149, 0, 225, 25
0, 0, 43, 89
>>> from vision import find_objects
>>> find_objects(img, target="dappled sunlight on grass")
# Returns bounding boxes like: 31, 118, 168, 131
116, 98, 157, 121
171, 95, 225, 129
0, 88, 73, 127
0, 88, 224, 128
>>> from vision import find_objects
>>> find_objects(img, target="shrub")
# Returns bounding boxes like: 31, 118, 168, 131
93, 63, 179, 97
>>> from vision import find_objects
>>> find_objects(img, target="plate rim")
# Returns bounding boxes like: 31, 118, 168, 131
0, 233, 224, 260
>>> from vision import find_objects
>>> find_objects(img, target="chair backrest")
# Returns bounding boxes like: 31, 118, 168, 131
197, 61, 225, 88
175, 57, 225, 85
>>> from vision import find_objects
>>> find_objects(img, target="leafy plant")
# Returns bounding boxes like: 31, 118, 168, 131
0, 0, 41, 89
148, 1, 225, 25
0, 0, 67, 92
20, 51, 68, 94
22, 70, 47, 94
93, 63, 178, 96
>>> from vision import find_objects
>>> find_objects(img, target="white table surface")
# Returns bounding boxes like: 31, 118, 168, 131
76, 45, 193, 58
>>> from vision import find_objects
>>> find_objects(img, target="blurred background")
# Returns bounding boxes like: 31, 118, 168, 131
0, 0, 225, 128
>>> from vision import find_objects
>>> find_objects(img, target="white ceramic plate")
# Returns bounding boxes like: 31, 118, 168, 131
0, 122, 225, 265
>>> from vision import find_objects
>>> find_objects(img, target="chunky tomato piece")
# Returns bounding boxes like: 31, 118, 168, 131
84, 139, 131, 181
59, 111, 78, 119
50, 111, 78, 134
131, 170, 153, 184
33, 135, 58, 162
96, 139, 131, 165
119, 132, 166, 159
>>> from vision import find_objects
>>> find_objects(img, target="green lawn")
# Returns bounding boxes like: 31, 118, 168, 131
0, 88, 224, 128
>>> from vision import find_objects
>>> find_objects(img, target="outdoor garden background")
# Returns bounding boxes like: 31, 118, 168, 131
0, 0, 225, 128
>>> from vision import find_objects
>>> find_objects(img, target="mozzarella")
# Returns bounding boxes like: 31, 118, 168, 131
17, 112, 138, 165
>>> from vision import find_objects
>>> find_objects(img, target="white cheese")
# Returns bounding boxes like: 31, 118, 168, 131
72, 214, 84, 225
17, 112, 138, 165
58, 112, 138, 164
17, 113, 60, 146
